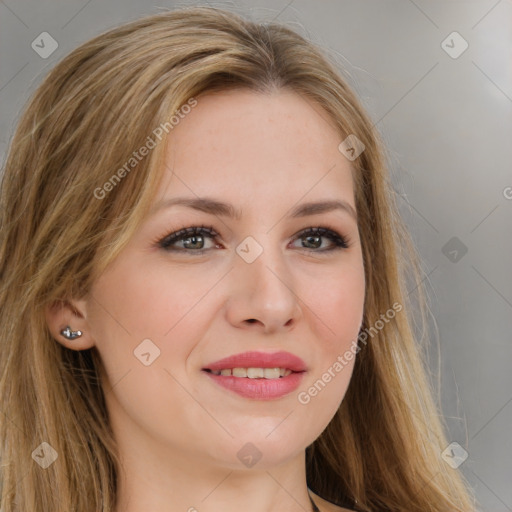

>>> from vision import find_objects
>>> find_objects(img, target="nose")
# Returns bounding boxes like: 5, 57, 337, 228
224, 243, 303, 334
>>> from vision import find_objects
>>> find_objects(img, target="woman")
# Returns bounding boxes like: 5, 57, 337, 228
0, 6, 476, 512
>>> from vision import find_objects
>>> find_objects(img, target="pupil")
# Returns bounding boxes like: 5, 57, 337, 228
184, 236, 203, 249
305, 235, 320, 249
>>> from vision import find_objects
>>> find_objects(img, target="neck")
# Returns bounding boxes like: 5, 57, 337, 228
113, 434, 317, 512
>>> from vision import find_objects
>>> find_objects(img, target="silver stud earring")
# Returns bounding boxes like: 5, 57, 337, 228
60, 325, 83, 340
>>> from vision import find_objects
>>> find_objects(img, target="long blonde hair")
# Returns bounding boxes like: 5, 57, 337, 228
0, 6, 476, 511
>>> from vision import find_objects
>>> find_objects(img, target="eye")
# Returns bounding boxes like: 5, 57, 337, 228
156, 224, 351, 254
291, 226, 350, 252
157, 224, 219, 254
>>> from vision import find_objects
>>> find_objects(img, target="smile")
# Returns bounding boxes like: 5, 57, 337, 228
205, 367, 293, 378
202, 368, 305, 400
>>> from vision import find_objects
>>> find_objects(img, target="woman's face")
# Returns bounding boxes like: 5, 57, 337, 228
78, 89, 365, 470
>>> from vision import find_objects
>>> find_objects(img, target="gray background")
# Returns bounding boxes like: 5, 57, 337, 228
1, 1, 511, 510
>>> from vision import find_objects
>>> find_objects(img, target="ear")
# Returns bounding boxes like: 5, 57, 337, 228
45, 298, 95, 351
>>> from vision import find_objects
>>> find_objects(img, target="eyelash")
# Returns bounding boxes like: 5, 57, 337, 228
155, 223, 351, 255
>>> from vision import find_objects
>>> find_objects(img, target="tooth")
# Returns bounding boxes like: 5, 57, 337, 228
263, 368, 281, 379
247, 368, 265, 378
215, 367, 294, 379
232, 367, 248, 377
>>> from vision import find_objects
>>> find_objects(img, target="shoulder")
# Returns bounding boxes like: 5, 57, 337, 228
309, 489, 356, 512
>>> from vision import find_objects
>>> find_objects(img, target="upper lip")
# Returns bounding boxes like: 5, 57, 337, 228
203, 351, 307, 372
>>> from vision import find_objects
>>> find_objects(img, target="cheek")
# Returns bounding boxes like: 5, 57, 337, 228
292, 259, 364, 405
87, 255, 225, 406
89, 255, 216, 342
303, 259, 365, 352
293, 268, 364, 430
87, 261, 218, 450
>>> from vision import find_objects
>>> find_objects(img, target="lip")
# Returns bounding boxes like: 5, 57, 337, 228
202, 351, 307, 400
203, 350, 307, 372
203, 370, 305, 400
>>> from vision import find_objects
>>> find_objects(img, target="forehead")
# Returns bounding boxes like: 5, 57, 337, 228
157, 89, 355, 213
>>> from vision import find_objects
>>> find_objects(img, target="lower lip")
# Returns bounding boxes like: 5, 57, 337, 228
203, 370, 305, 400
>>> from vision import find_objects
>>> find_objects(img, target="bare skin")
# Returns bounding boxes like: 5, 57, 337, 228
46, 89, 365, 512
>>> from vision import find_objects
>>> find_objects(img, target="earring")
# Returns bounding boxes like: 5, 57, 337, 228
60, 325, 83, 340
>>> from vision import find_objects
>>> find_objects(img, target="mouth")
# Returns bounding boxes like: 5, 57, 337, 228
202, 350, 307, 373
202, 367, 306, 400
201, 350, 307, 400
202, 367, 299, 379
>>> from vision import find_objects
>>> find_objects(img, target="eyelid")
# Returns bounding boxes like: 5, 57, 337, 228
156, 224, 218, 248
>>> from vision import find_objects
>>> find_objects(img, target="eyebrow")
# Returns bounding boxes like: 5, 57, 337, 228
150, 196, 357, 221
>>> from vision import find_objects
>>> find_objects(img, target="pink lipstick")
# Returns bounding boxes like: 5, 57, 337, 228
202, 350, 307, 400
